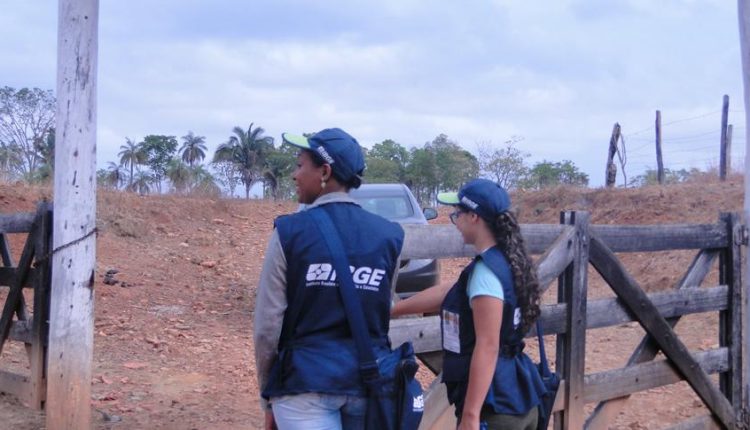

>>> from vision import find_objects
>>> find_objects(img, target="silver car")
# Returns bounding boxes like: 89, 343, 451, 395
348, 183, 440, 297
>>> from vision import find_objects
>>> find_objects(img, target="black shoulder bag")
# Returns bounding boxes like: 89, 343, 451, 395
308, 208, 424, 430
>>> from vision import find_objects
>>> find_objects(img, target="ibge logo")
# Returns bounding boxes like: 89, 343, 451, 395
305, 263, 386, 292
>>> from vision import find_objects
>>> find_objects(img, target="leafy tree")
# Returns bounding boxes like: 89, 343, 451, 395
141, 135, 178, 193
31, 128, 55, 183
522, 160, 589, 189
367, 139, 410, 183
427, 134, 479, 195
179, 131, 207, 167
0, 87, 56, 179
213, 123, 273, 199
477, 137, 529, 190
628, 167, 700, 187
0, 142, 23, 182
364, 158, 401, 183
263, 144, 296, 200
211, 159, 241, 197
405, 147, 438, 205
118, 138, 147, 191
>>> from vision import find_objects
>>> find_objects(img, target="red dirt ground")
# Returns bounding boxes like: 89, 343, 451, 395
0, 176, 744, 429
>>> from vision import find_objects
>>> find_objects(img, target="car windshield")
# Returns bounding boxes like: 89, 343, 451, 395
349, 194, 414, 220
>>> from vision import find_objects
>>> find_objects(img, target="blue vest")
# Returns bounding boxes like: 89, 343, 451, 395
262, 202, 404, 399
440, 247, 545, 416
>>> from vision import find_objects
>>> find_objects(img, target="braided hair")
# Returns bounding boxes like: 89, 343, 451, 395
488, 210, 541, 334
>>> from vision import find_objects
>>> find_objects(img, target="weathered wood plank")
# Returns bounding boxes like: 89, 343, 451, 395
30, 203, 51, 409
0, 369, 31, 401
663, 414, 722, 430
9, 320, 32, 344
390, 286, 729, 355
47, 2, 99, 427
0, 213, 35, 234
589, 234, 735, 429
0, 233, 13, 266
583, 348, 729, 405
0, 227, 36, 355
401, 224, 569, 259
592, 224, 727, 252
535, 226, 576, 292
586, 249, 719, 430
401, 223, 726, 261
0, 267, 39, 288
718, 213, 743, 415
559, 212, 588, 430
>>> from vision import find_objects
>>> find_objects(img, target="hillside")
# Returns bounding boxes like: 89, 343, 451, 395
0, 179, 744, 429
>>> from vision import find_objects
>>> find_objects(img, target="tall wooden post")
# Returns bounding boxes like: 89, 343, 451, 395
655, 110, 664, 184
727, 124, 734, 175
47, 1, 98, 429
605, 123, 621, 188
737, 0, 750, 415
720, 95, 730, 181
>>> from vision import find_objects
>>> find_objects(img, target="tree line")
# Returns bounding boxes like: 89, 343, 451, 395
13, 85, 699, 204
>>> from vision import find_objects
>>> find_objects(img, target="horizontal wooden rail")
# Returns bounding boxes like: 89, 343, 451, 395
0, 267, 39, 289
549, 348, 729, 413
592, 224, 728, 252
400, 222, 728, 260
0, 213, 35, 234
390, 286, 729, 354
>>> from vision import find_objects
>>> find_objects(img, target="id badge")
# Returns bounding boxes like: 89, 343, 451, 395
442, 310, 460, 353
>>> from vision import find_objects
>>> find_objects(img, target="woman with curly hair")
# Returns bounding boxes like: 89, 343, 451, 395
392, 179, 546, 430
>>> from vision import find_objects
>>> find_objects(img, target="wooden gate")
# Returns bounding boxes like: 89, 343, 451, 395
0, 203, 52, 409
390, 211, 747, 429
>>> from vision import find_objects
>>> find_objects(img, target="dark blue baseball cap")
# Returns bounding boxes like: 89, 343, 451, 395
437, 179, 511, 220
282, 128, 365, 188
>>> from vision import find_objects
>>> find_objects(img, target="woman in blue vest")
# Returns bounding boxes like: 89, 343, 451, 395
254, 128, 404, 430
392, 179, 545, 430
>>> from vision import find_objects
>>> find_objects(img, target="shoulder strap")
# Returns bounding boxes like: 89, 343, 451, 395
307, 207, 381, 384
536, 321, 552, 377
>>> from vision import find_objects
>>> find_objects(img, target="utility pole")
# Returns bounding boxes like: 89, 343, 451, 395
47, 1, 98, 429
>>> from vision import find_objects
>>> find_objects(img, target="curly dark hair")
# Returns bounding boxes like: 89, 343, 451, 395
488, 210, 541, 333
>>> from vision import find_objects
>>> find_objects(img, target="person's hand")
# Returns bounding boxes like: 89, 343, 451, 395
457, 414, 480, 430
264, 409, 277, 430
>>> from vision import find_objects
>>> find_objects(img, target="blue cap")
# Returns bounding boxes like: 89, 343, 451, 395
437, 179, 511, 220
282, 128, 365, 188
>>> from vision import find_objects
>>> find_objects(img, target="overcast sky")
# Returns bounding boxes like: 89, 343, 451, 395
1, 0, 745, 187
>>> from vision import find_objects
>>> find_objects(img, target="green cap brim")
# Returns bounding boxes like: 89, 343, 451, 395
437, 192, 459, 205
282, 133, 312, 150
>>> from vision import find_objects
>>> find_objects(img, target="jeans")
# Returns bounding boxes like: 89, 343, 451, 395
271, 393, 367, 430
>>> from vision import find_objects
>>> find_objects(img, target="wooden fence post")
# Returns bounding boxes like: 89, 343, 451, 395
555, 211, 589, 429
605, 123, 621, 188
47, 1, 98, 428
656, 110, 665, 185
720, 95, 730, 181
719, 213, 744, 423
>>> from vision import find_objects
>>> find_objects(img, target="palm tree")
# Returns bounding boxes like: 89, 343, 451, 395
132, 171, 152, 195
166, 158, 191, 193
179, 131, 207, 168
213, 123, 273, 198
105, 161, 124, 189
118, 138, 146, 191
